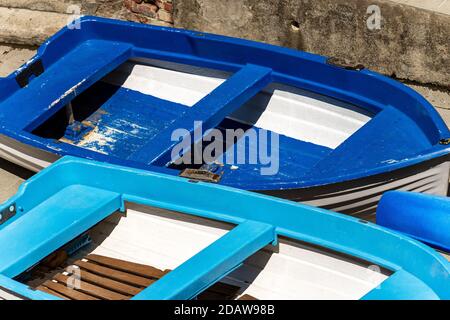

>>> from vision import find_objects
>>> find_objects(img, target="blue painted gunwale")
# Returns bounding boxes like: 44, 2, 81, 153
0, 16, 449, 190
0, 157, 448, 300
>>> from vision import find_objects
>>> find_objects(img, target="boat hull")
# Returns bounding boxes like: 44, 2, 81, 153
0, 134, 57, 172
1, 132, 448, 219
262, 159, 450, 221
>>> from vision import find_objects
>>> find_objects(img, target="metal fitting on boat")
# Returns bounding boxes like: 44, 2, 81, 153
0, 204, 16, 225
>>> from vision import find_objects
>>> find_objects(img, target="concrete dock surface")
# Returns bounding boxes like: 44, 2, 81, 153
393, 0, 450, 15
0, 46, 35, 201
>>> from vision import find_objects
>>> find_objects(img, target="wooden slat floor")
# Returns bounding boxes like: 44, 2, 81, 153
35, 254, 256, 300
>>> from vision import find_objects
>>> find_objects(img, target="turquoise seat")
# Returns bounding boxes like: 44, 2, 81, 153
0, 184, 121, 277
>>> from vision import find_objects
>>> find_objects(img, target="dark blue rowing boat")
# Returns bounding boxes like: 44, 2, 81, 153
0, 17, 449, 219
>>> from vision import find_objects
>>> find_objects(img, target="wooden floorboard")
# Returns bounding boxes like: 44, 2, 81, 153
66, 268, 142, 296
36, 285, 68, 300
34, 254, 249, 300
74, 260, 155, 287
42, 281, 99, 300
53, 273, 128, 300
87, 254, 168, 279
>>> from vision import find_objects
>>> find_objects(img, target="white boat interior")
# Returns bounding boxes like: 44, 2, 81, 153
104, 58, 373, 150
31, 57, 374, 181
23, 203, 390, 300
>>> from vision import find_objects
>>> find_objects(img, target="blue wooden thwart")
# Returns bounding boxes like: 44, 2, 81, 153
134, 221, 275, 300
0, 157, 448, 300
133, 64, 273, 165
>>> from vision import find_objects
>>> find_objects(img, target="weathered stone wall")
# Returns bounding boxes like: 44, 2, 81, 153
0, 0, 448, 88
174, 0, 450, 88
0, 0, 173, 46
0, 0, 126, 17
0, 0, 173, 22
123, 0, 173, 25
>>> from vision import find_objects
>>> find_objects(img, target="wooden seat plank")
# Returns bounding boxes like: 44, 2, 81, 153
86, 254, 167, 279
53, 273, 128, 300
74, 260, 155, 287
42, 280, 99, 300
66, 268, 142, 296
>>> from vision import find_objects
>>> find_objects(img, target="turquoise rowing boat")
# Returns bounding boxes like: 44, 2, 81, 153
0, 157, 448, 300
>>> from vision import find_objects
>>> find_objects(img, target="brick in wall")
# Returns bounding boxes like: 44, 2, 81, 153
123, 0, 173, 26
